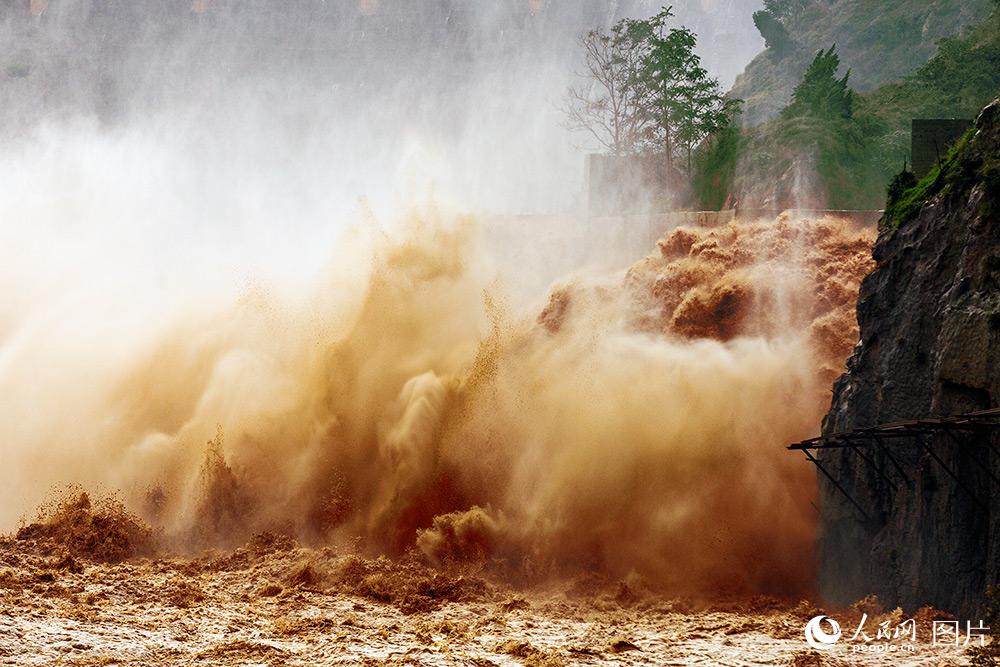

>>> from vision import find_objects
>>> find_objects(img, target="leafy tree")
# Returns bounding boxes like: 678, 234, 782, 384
565, 6, 740, 174
671, 71, 743, 172
783, 46, 854, 120
753, 10, 792, 53
766, 45, 868, 207
762, 0, 810, 21
753, 0, 810, 53
637, 8, 740, 171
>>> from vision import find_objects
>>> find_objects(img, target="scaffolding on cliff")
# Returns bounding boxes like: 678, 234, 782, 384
788, 408, 1000, 521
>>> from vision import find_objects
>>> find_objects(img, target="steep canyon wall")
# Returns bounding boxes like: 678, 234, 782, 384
820, 99, 1000, 617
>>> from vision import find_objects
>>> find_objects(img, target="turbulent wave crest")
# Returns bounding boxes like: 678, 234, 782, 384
1, 207, 873, 598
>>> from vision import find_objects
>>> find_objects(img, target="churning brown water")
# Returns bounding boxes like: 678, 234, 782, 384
2, 208, 873, 600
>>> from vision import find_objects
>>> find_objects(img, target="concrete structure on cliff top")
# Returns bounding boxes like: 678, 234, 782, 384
912, 119, 974, 178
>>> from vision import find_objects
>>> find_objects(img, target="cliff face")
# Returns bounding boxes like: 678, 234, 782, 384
819, 99, 1000, 617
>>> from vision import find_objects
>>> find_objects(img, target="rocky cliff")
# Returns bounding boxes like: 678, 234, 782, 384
818, 98, 1000, 617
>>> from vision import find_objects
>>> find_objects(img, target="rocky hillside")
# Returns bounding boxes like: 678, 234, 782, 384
818, 98, 1000, 617
695, 10, 1000, 211
730, 0, 993, 126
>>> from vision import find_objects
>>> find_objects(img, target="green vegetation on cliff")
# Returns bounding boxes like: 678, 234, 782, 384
860, 12, 1000, 180
732, 0, 994, 126
696, 9, 1000, 210
885, 101, 1000, 228
691, 123, 741, 210
884, 129, 974, 227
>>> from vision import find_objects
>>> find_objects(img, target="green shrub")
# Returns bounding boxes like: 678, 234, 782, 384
692, 123, 742, 209
884, 128, 975, 227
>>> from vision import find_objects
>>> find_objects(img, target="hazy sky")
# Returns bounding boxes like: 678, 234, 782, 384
2, 0, 763, 215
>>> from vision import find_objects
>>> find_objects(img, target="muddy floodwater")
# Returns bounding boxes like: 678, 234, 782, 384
0, 532, 969, 666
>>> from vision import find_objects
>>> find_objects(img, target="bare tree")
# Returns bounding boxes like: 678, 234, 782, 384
563, 22, 650, 156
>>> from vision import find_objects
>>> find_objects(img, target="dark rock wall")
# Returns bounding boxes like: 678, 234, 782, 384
819, 99, 1000, 617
